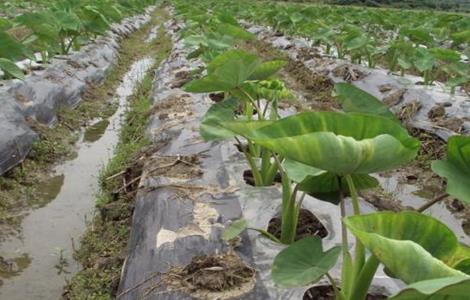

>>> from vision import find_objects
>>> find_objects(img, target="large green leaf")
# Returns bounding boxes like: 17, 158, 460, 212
184, 50, 261, 92
272, 237, 341, 288
389, 277, 470, 300
0, 58, 25, 80
432, 136, 470, 204
334, 83, 397, 120
344, 212, 470, 285
223, 112, 420, 175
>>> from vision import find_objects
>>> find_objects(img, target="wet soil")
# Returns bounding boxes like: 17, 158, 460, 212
161, 252, 255, 299
242, 169, 281, 186
267, 209, 328, 240
209, 92, 225, 103
303, 285, 387, 300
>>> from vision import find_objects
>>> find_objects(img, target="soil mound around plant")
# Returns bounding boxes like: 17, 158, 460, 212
304, 285, 387, 300
268, 208, 328, 240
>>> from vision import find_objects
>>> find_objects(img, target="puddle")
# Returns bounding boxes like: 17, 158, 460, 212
0, 57, 154, 300
83, 119, 110, 143
33, 175, 65, 209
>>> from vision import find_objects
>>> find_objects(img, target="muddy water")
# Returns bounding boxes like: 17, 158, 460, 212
0, 57, 154, 300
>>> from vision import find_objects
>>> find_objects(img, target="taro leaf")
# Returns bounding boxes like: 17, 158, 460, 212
222, 219, 247, 241
414, 48, 435, 73
389, 276, 470, 300
0, 58, 25, 80
216, 23, 254, 41
344, 211, 470, 286
0, 32, 34, 61
0, 18, 11, 30
398, 57, 413, 70
200, 98, 273, 141
452, 30, 470, 45
80, 6, 111, 35
53, 10, 81, 32
216, 13, 238, 26
401, 27, 433, 45
272, 237, 341, 288
223, 112, 420, 175
200, 98, 239, 140
283, 159, 378, 205
334, 83, 397, 120
248, 60, 286, 81
432, 136, 470, 203
430, 48, 461, 63
184, 50, 261, 93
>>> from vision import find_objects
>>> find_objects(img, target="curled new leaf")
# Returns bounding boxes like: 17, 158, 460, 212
222, 219, 247, 241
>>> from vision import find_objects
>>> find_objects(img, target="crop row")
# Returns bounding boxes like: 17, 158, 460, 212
0, 0, 155, 80
190, 0, 470, 94
168, 0, 470, 298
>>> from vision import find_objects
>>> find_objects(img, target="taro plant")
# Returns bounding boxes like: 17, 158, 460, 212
181, 13, 255, 63
0, 31, 34, 79
184, 49, 290, 187
219, 110, 436, 299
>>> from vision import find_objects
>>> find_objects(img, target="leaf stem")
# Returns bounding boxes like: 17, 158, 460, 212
348, 256, 380, 300
238, 88, 264, 120
345, 175, 365, 287
338, 177, 352, 297
326, 272, 343, 300
416, 193, 449, 212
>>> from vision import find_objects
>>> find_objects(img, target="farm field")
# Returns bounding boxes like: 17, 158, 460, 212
0, 0, 469, 300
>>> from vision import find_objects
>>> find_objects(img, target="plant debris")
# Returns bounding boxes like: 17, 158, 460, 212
159, 251, 256, 299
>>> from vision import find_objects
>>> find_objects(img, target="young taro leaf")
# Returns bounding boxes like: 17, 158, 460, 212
272, 237, 341, 288
222, 219, 248, 241
334, 83, 397, 121
184, 50, 261, 93
432, 136, 470, 203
